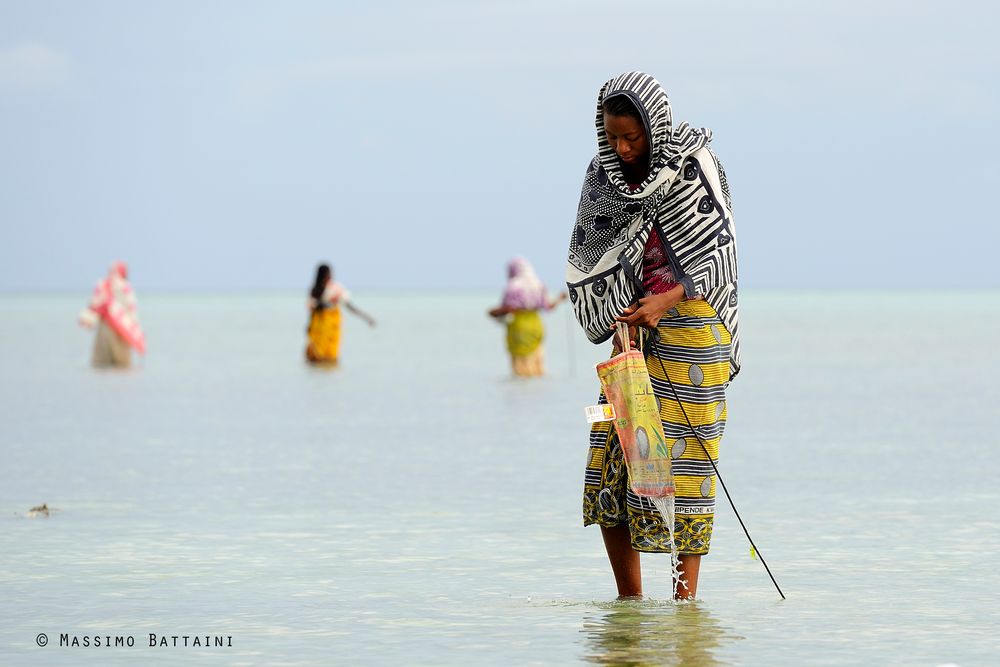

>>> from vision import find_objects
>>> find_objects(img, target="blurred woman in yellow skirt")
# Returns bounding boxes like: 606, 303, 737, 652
305, 264, 375, 366
488, 257, 566, 377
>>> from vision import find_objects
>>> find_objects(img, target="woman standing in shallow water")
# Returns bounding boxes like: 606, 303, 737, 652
488, 257, 566, 377
305, 264, 375, 366
567, 72, 740, 599
78, 261, 145, 368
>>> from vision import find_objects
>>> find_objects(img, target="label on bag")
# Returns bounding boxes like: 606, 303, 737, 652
584, 404, 616, 423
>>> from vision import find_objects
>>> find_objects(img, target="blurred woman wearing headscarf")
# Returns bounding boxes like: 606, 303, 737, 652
488, 257, 566, 377
78, 261, 145, 368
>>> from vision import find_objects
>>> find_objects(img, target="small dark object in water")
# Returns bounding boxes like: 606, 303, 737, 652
28, 504, 50, 518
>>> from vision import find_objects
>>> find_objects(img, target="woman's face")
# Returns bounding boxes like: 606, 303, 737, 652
603, 112, 648, 169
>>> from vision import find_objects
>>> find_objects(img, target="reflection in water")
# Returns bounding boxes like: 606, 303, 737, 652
581, 600, 735, 667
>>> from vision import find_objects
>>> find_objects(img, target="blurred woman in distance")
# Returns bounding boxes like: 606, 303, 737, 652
488, 257, 566, 377
305, 263, 375, 366
78, 261, 145, 368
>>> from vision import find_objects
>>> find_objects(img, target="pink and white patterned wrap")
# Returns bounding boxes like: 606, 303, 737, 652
88, 261, 146, 354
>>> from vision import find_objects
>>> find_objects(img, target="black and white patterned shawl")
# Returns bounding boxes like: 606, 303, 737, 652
566, 72, 741, 379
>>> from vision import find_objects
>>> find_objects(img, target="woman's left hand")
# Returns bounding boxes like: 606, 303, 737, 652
615, 286, 685, 329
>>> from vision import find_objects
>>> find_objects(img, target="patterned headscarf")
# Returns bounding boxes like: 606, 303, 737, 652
566, 72, 710, 343
566, 72, 741, 379
502, 257, 549, 311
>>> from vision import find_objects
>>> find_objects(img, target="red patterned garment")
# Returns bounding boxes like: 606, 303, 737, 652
641, 229, 679, 295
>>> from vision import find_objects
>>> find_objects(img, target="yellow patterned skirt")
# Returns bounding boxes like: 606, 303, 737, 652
306, 307, 341, 364
582, 299, 732, 554
507, 310, 545, 376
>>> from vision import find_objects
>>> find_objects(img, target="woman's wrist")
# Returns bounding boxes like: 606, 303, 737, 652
654, 285, 685, 310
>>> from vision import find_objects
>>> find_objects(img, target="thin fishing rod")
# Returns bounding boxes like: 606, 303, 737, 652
646, 327, 786, 600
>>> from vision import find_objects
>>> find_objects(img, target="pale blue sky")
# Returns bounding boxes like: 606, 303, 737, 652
1, 1, 997, 293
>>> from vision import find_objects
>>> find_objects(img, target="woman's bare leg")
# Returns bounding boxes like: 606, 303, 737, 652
511, 355, 527, 376
532, 346, 545, 376
601, 524, 642, 598
675, 554, 701, 599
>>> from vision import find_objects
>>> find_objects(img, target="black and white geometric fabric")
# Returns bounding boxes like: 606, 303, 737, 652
566, 71, 741, 380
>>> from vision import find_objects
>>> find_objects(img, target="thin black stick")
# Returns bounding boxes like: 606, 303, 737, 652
651, 329, 786, 600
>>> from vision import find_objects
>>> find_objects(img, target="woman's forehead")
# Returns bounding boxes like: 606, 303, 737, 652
603, 112, 645, 134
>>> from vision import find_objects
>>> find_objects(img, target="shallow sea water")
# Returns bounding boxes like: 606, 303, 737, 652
1, 292, 998, 666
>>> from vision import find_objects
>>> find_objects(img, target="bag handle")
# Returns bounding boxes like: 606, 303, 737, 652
615, 321, 631, 353
616, 320, 648, 354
